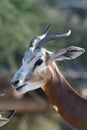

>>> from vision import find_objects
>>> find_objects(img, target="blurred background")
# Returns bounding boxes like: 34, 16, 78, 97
0, 0, 87, 130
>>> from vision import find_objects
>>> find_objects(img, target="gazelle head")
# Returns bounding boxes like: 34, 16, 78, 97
11, 25, 85, 94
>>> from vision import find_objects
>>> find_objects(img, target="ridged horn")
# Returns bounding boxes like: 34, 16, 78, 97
29, 25, 51, 48
36, 30, 71, 49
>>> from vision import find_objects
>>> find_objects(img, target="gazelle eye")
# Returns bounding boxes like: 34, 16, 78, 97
35, 59, 43, 66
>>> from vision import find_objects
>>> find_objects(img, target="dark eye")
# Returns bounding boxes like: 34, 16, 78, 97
35, 59, 43, 66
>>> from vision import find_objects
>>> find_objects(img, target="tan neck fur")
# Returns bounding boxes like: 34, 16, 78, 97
41, 62, 87, 130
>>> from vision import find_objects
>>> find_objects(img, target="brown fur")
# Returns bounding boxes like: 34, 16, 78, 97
41, 62, 87, 130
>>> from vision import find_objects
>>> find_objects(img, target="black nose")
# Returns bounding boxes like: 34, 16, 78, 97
12, 80, 19, 86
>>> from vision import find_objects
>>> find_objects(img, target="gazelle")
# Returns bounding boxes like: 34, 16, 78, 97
11, 25, 86, 130
0, 93, 15, 127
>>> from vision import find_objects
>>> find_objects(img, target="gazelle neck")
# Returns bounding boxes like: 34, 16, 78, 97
42, 62, 87, 130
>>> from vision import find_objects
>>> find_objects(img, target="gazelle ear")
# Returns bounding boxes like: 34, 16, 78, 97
50, 46, 85, 62
0, 110, 15, 127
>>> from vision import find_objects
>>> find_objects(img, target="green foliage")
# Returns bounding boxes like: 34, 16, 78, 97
0, 0, 87, 70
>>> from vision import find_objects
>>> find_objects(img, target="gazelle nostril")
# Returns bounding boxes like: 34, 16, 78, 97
13, 80, 19, 86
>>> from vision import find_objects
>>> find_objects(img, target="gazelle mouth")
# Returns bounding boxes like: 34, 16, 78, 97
13, 81, 45, 94
16, 84, 26, 91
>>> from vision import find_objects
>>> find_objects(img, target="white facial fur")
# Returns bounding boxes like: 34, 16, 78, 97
16, 81, 45, 94
22, 47, 47, 75
11, 47, 48, 93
